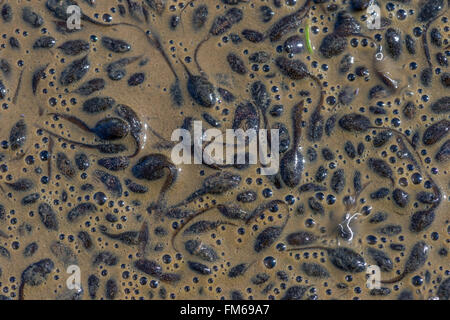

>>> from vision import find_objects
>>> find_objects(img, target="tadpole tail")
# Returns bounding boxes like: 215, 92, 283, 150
99, 226, 120, 240
217, 221, 238, 228
309, 74, 324, 115
170, 206, 217, 251
127, 23, 180, 80
156, 166, 178, 207
179, 0, 196, 22
194, 36, 210, 75
281, 211, 291, 229
286, 246, 327, 252
260, 111, 272, 151
48, 113, 92, 133
147, 124, 175, 147
128, 136, 141, 158
13, 69, 24, 105
18, 281, 25, 300
380, 272, 405, 284
38, 127, 102, 150
81, 14, 125, 27
146, 32, 179, 81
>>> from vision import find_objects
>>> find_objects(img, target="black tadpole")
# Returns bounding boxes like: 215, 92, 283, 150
280, 100, 305, 188
47, 113, 130, 141
179, 59, 216, 108
170, 171, 241, 209
38, 128, 127, 154
132, 154, 178, 208
114, 104, 144, 158
267, 0, 312, 42
422, 11, 446, 68
171, 214, 237, 251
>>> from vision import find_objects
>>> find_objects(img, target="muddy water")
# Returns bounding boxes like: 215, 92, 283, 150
0, 0, 448, 300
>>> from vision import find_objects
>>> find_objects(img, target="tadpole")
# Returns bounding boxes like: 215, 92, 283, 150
286, 231, 317, 246
267, 0, 311, 42
367, 158, 395, 186
106, 56, 142, 81
184, 240, 219, 262
101, 36, 131, 53
48, 113, 130, 141
98, 156, 130, 171
39, 128, 127, 154
171, 218, 236, 250
187, 261, 211, 275
171, 171, 241, 208
137, 221, 149, 258
32, 64, 49, 95
179, 60, 216, 108
5, 178, 33, 192
58, 39, 90, 56
381, 241, 429, 283
99, 225, 139, 246
59, 55, 90, 86
281, 285, 310, 300
228, 262, 253, 278
254, 214, 290, 253
56, 152, 76, 179
9, 119, 27, 151
18, 259, 54, 300
131, 154, 178, 207
250, 81, 271, 145
280, 101, 305, 188
288, 246, 367, 273
73, 78, 105, 96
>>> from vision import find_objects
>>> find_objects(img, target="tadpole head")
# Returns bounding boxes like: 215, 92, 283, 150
132, 154, 177, 181
187, 75, 217, 108
93, 118, 130, 141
